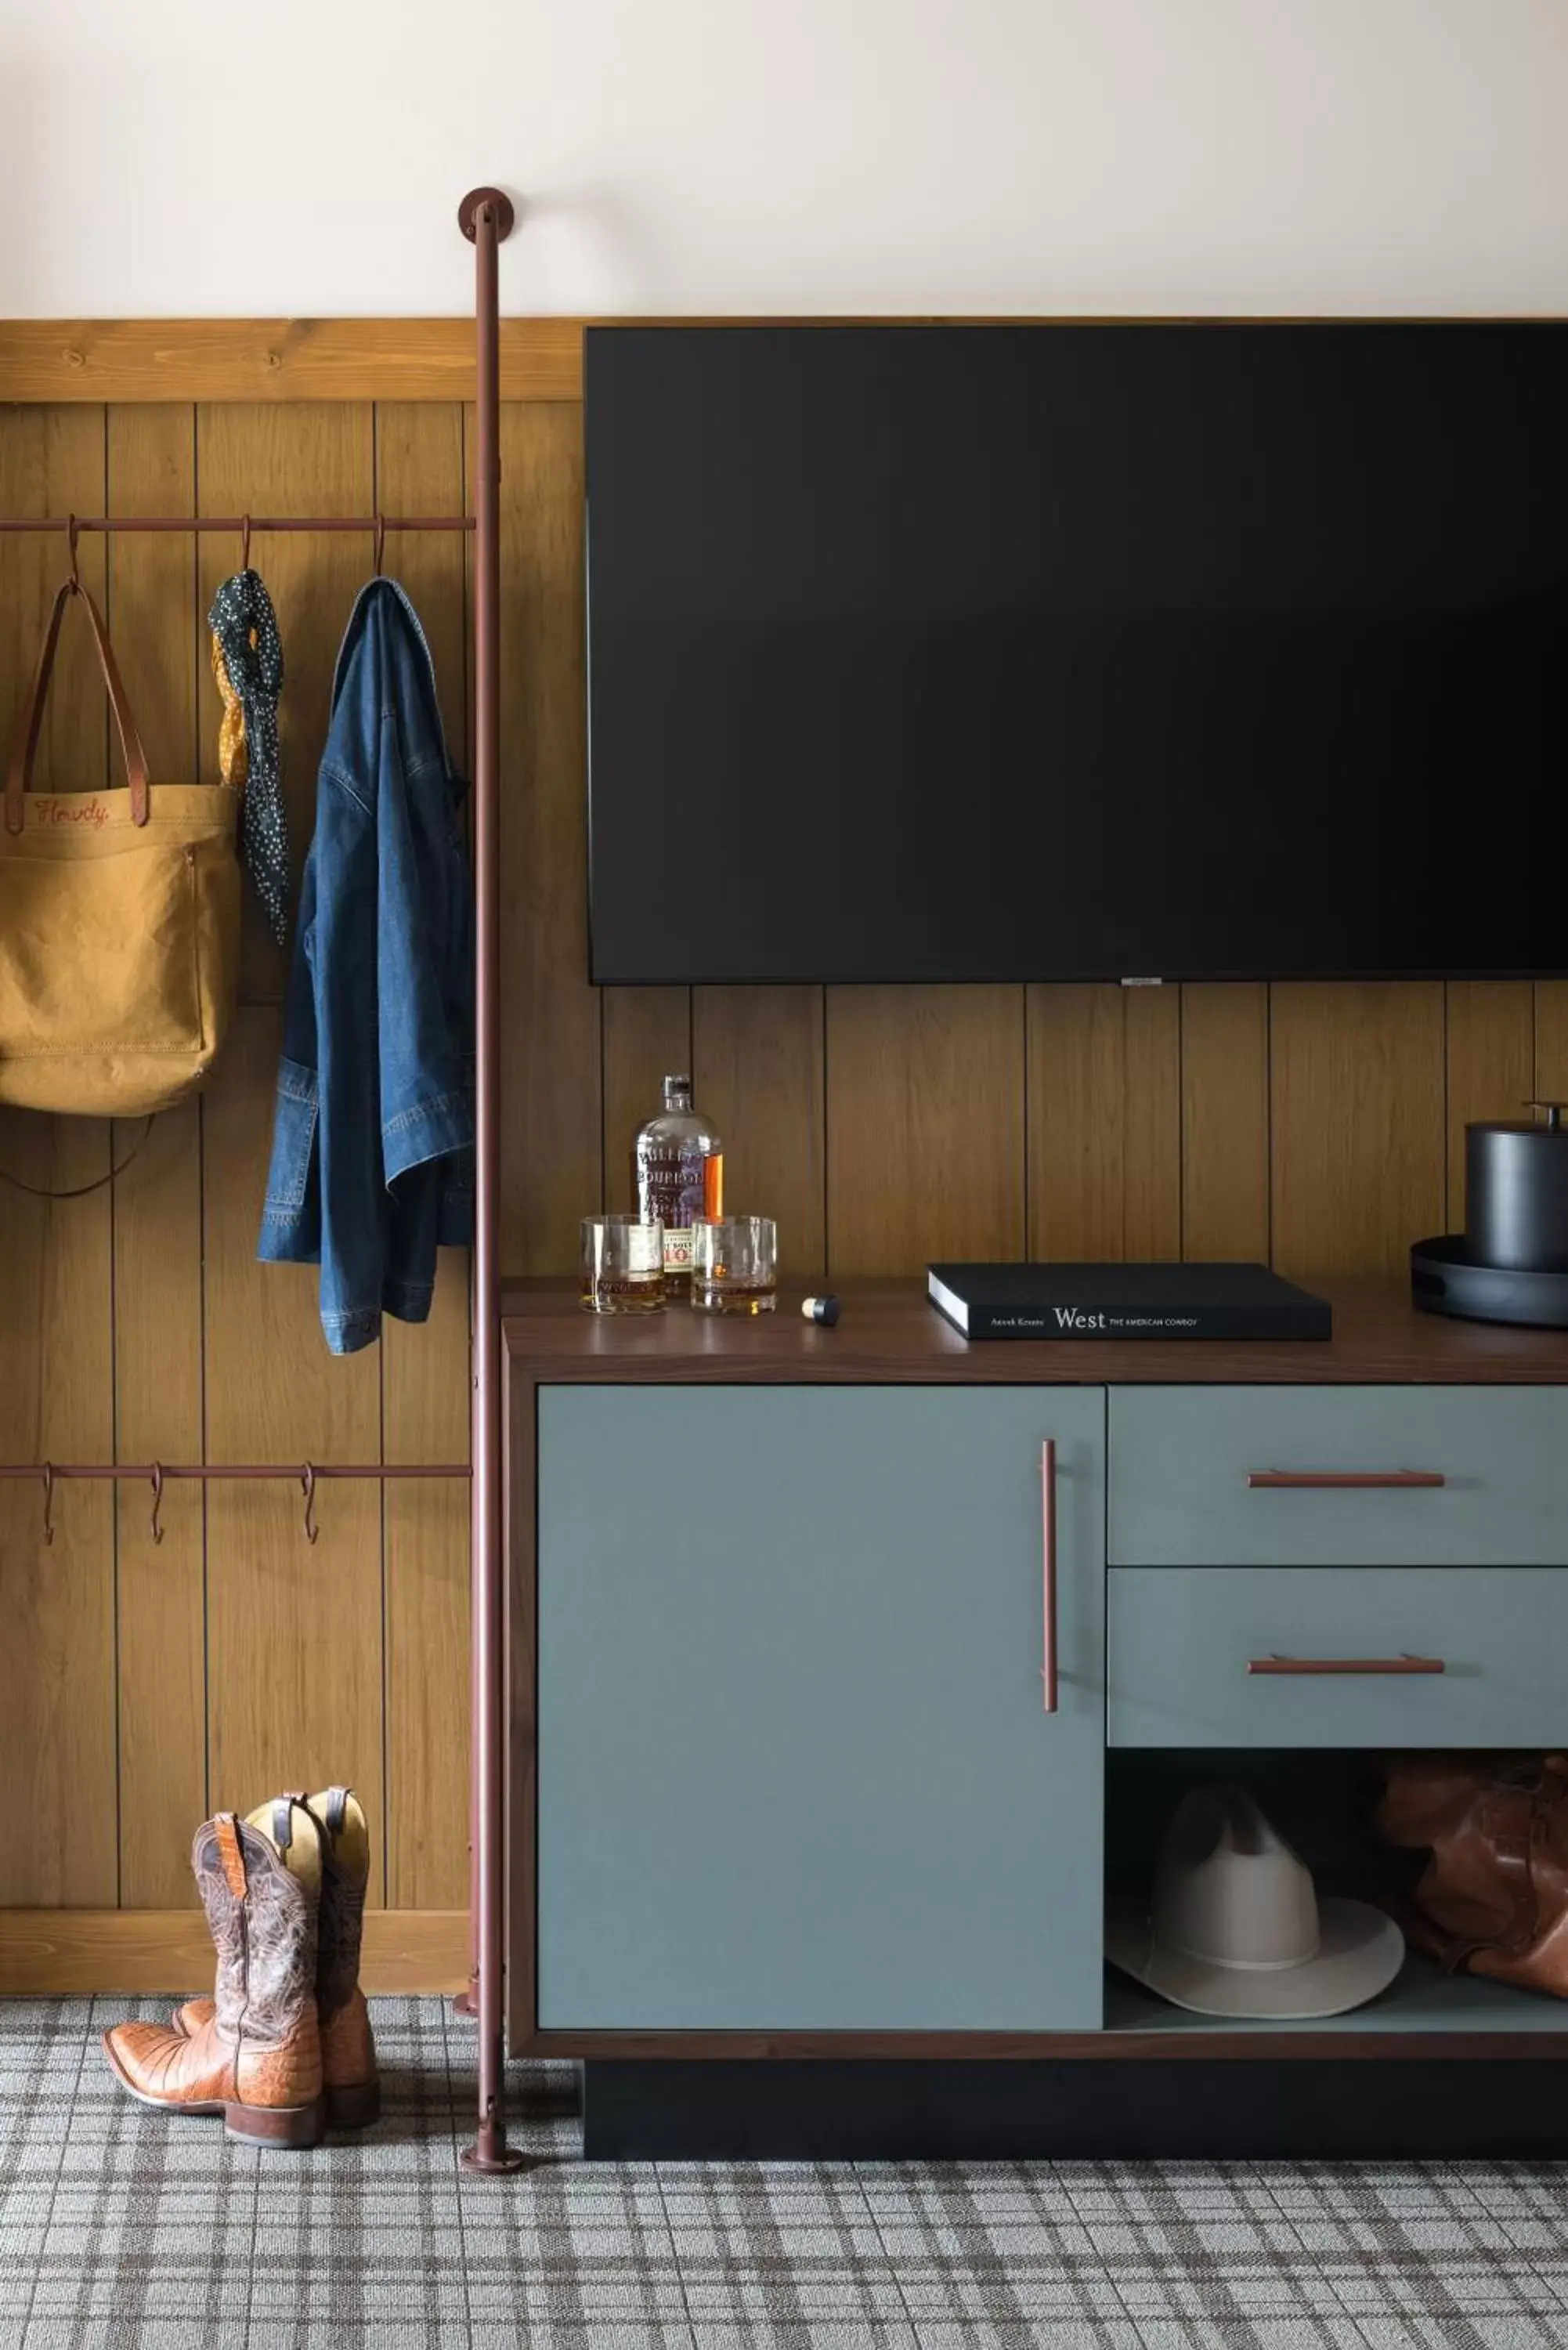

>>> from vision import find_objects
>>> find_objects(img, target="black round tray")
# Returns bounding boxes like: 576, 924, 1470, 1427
1411, 1235, 1568, 1329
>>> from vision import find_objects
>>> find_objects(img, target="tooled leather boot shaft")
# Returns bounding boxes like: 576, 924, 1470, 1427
236, 1824, 320, 2049
190, 1817, 252, 2040
313, 1836, 366, 2023
309, 1791, 368, 2026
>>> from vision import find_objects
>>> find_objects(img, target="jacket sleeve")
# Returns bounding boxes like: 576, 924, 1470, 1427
376, 625, 474, 1188
309, 767, 384, 1353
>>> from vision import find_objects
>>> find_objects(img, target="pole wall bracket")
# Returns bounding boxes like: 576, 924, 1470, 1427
458, 187, 517, 243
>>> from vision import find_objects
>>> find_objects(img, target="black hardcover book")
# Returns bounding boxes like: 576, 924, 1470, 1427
927, 1261, 1331, 1341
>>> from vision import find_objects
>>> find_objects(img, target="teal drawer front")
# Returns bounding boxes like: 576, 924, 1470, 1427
1109, 1386, 1568, 1565
1109, 1565, 1568, 1746
538, 1384, 1107, 2032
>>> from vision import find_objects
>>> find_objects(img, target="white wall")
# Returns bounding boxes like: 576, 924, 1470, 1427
3, 0, 1566, 316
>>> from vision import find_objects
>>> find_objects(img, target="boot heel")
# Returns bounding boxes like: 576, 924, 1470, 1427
326, 2078, 381, 2131
223, 2096, 326, 2149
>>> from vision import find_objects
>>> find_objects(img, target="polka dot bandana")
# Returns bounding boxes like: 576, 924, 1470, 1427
208, 569, 288, 946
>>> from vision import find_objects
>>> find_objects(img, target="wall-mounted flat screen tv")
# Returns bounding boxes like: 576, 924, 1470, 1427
585, 323, 1568, 984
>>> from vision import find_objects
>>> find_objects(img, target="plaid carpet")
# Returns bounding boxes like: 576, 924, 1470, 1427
2, 1998, 1567, 2348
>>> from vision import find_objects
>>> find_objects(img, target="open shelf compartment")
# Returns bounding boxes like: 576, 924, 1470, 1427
1103, 1747, 1568, 2046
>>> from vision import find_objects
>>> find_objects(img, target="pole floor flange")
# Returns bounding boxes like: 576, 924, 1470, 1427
461, 2138, 529, 2175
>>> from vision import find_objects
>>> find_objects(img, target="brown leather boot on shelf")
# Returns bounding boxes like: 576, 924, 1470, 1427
103, 1806, 324, 2149
172, 1786, 379, 2131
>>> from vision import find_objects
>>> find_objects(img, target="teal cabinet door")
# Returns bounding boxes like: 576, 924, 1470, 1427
537, 1384, 1106, 2031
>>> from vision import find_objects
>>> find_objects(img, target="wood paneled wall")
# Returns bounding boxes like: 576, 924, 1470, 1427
1, 342, 1561, 1925
0, 398, 472, 1914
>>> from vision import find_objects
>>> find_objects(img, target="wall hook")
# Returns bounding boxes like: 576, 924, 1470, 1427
64, 515, 80, 593
240, 512, 253, 571
300, 1462, 319, 1546
373, 512, 386, 578
40, 1462, 54, 1547
149, 1461, 164, 1547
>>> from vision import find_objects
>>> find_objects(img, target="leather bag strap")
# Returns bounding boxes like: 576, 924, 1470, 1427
0, 1118, 153, 1200
5, 577, 150, 836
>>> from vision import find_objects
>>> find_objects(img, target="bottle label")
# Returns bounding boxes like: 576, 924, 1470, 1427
638, 1140, 718, 1272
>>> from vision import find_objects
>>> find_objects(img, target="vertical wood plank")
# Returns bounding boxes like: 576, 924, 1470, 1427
826, 986, 1024, 1274
384, 1316, 470, 1912
497, 403, 601, 1273
1447, 982, 1535, 1231
695, 988, 826, 1275
1534, 983, 1568, 1104
1027, 984, 1180, 1262
384, 1265, 470, 1912
197, 406, 385, 1870
0, 409, 109, 794
1181, 983, 1270, 1264
107, 404, 208, 1905
203, 1009, 385, 1854
196, 403, 374, 1003
0, 1112, 118, 1905
377, 403, 471, 1911
0, 404, 117, 1904
602, 989, 692, 1213
1270, 983, 1446, 1277
374, 402, 467, 682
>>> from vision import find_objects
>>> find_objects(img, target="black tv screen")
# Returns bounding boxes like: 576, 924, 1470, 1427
585, 323, 1568, 985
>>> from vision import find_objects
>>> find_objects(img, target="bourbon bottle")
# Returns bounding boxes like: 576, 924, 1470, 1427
634, 1074, 723, 1298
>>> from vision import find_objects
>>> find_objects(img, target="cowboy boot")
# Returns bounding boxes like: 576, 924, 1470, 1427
173, 1787, 379, 2129
103, 1806, 324, 2148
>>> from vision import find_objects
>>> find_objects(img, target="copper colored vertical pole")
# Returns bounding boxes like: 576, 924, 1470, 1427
458, 184, 523, 2176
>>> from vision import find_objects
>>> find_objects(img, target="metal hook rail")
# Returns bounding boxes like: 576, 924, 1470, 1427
0, 1459, 469, 1547
0, 515, 475, 536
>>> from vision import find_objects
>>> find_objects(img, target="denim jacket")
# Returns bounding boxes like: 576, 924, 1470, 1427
258, 579, 473, 1354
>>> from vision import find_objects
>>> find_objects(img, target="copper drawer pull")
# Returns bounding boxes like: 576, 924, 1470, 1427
1247, 1470, 1446, 1490
1040, 1438, 1057, 1716
1247, 1654, 1446, 1676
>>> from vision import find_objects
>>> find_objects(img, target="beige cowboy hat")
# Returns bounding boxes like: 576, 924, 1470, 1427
1107, 1783, 1405, 2020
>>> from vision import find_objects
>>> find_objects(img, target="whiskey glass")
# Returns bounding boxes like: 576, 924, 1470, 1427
690, 1217, 778, 1315
580, 1216, 665, 1314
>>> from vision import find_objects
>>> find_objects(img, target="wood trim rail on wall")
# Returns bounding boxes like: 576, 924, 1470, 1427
0, 318, 586, 403
0, 1911, 468, 1997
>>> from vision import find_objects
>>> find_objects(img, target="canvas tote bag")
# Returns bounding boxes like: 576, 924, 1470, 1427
0, 571, 241, 1116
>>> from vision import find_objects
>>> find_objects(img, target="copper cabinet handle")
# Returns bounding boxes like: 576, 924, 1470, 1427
1247, 1470, 1446, 1490
1247, 1654, 1446, 1675
1040, 1437, 1057, 1715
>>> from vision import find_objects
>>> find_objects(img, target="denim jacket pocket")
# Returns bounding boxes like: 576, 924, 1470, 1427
263, 1057, 320, 1217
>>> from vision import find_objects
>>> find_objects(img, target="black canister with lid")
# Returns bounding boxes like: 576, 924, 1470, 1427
1466, 1103, 1568, 1272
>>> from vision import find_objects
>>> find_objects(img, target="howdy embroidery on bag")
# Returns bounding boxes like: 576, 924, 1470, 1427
29, 797, 114, 830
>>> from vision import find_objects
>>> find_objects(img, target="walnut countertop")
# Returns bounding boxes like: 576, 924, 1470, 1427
500, 1277, 1568, 1384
